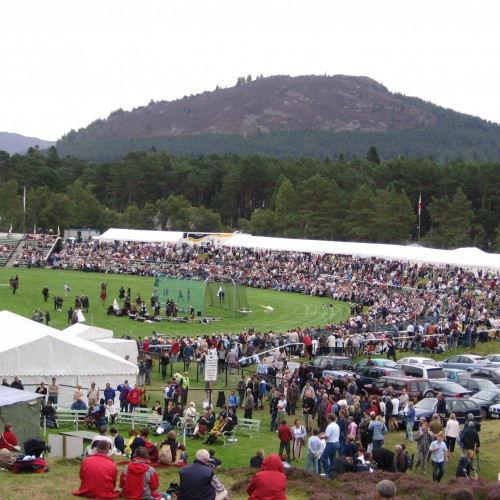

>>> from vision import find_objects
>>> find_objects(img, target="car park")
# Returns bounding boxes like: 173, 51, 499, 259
438, 354, 492, 370
307, 355, 354, 378
429, 380, 473, 398
456, 378, 498, 394
397, 397, 483, 429
355, 358, 397, 369
467, 367, 500, 386
443, 368, 470, 381
395, 363, 447, 380
353, 366, 405, 391
365, 376, 435, 401
468, 389, 500, 418
397, 356, 439, 366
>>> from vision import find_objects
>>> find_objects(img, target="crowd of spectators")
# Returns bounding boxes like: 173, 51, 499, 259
50, 240, 499, 340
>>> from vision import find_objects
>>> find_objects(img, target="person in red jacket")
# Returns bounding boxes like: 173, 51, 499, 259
127, 384, 142, 412
247, 454, 287, 500
277, 419, 293, 464
73, 441, 119, 498
120, 446, 164, 499
0, 423, 19, 451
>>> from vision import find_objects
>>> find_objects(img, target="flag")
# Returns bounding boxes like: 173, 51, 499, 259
57, 225, 60, 236
33, 225, 36, 235
417, 193, 422, 216
8, 224, 12, 235
23, 186, 26, 212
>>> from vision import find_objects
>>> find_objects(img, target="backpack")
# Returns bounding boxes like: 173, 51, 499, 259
12, 457, 48, 474
159, 444, 173, 465
404, 452, 413, 471
145, 441, 159, 462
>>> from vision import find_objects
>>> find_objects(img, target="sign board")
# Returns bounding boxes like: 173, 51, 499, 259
205, 351, 218, 382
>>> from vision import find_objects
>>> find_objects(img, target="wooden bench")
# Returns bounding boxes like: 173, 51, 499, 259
117, 410, 160, 429
235, 418, 261, 438
53, 407, 89, 430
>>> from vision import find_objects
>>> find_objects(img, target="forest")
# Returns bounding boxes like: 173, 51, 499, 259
0, 146, 499, 251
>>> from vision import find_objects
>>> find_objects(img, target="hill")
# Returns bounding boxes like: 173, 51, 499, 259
56, 74, 500, 161
0, 131, 55, 155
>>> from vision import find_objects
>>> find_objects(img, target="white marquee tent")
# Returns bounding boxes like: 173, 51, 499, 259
98, 228, 184, 243
0, 311, 138, 405
64, 323, 113, 341
222, 234, 500, 270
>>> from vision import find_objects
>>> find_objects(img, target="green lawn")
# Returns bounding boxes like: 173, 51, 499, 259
0, 268, 349, 338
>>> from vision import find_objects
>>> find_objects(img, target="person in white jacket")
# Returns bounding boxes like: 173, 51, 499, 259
444, 413, 461, 456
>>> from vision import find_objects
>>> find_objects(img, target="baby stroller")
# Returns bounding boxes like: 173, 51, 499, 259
12, 438, 50, 474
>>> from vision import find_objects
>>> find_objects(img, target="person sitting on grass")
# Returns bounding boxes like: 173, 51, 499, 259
247, 454, 287, 500
250, 449, 265, 468
120, 446, 165, 499
73, 441, 119, 498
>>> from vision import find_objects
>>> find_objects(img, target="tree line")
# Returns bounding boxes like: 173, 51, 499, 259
0, 146, 499, 251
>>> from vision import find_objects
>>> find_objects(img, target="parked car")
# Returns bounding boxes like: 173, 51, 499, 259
469, 389, 500, 418
467, 367, 500, 385
456, 378, 498, 394
354, 366, 405, 391
365, 376, 435, 401
484, 354, 500, 367
355, 358, 397, 370
438, 354, 492, 370
307, 356, 354, 378
397, 397, 483, 429
429, 380, 473, 398
397, 356, 439, 366
490, 403, 500, 419
443, 368, 470, 381
395, 363, 447, 380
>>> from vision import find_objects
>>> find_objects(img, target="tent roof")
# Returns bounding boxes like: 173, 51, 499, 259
0, 385, 44, 407
64, 323, 113, 340
98, 228, 184, 243
223, 234, 500, 270
0, 311, 138, 377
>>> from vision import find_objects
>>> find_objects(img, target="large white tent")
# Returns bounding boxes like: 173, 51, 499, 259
0, 311, 138, 405
223, 234, 500, 270
98, 228, 184, 243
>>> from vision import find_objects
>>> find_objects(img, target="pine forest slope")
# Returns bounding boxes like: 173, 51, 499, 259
56, 75, 500, 162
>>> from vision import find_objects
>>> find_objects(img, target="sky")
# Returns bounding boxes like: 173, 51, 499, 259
1, 0, 499, 140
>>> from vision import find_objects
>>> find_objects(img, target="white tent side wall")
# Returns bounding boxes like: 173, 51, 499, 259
94, 339, 139, 363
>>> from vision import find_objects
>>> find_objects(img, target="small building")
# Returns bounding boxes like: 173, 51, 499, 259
63, 228, 100, 242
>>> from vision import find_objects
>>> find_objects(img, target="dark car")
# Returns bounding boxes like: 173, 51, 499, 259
354, 366, 405, 391
307, 356, 355, 378
398, 397, 483, 429
429, 380, 473, 398
456, 378, 498, 394
467, 367, 500, 385
469, 389, 500, 418
365, 376, 435, 401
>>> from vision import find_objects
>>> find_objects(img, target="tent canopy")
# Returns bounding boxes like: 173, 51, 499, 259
98, 228, 184, 243
0, 386, 44, 452
223, 234, 500, 270
0, 311, 138, 405
64, 323, 113, 341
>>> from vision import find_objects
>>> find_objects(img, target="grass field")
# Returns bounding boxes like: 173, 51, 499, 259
0, 268, 350, 338
1, 267, 500, 498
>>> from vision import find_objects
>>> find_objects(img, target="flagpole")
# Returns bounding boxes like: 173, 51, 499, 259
417, 192, 422, 244
22, 186, 26, 235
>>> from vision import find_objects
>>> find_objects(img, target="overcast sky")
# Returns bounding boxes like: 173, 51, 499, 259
2, 0, 499, 140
